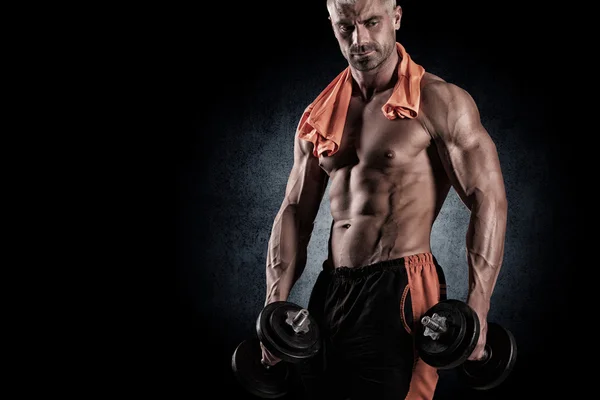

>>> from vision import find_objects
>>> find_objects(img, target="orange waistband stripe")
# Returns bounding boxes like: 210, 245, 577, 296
403, 252, 441, 400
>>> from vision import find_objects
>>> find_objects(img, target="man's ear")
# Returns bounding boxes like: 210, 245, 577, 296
394, 6, 402, 30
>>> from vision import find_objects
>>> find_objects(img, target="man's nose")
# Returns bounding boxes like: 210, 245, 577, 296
352, 24, 370, 46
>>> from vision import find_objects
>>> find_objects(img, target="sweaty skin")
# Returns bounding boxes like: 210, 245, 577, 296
262, 0, 507, 367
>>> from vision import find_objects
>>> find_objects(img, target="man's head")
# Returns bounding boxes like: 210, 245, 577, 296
327, 0, 401, 71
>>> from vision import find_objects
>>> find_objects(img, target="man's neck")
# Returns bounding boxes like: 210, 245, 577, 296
350, 49, 399, 101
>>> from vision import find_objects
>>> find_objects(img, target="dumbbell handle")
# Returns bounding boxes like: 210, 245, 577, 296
288, 309, 310, 333
421, 315, 446, 333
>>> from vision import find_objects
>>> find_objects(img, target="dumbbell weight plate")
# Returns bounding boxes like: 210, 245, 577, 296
416, 299, 480, 369
458, 322, 518, 390
257, 301, 321, 363
231, 338, 290, 399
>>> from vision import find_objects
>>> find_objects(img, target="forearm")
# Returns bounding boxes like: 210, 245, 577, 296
465, 190, 507, 312
264, 203, 312, 306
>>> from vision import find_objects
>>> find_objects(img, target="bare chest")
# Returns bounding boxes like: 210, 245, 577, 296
319, 95, 432, 174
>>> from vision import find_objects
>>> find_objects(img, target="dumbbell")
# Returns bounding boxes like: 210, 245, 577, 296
231, 301, 321, 398
415, 299, 517, 390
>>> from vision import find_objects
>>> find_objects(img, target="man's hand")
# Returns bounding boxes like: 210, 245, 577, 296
467, 299, 488, 361
260, 341, 282, 366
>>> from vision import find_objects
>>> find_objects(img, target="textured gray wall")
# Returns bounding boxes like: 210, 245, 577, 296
176, 2, 572, 398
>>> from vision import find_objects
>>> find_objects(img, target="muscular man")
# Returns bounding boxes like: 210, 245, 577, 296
261, 0, 507, 399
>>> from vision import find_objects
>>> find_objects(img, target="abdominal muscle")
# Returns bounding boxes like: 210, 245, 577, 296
327, 166, 438, 268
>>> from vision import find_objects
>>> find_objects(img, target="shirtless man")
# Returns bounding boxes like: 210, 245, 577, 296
260, 0, 507, 399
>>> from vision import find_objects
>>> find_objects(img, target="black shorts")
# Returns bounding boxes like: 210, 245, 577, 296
292, 253, 446, 400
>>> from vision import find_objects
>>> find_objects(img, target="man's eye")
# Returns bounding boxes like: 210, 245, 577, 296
339, 25, 353, 32
366, 20, 378, 27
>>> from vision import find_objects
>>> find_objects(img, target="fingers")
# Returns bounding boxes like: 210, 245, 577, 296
260, 341, 282, 366
467, 343, 486, 361
467, 322, 488, 361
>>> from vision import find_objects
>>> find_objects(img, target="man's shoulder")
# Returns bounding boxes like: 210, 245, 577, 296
419, 72, 473, 113
420, 72, 466, 100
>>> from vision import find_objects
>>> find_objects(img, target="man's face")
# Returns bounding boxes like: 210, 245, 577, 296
329, 0, 401, 71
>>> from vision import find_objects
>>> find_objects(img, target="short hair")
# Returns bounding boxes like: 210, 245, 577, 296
326, 0, 397, 15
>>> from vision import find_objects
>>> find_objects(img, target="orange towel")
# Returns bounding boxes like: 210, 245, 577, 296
297, 42, 426, 158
